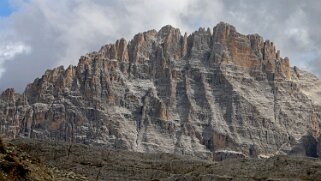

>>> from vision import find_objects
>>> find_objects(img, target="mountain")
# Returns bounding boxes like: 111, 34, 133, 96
1, 22, 321, 160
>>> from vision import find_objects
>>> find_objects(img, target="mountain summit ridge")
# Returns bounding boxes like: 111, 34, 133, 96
1, 22, 321, 160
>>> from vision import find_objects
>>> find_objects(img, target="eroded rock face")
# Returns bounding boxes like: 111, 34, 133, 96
0, 22, 321, 159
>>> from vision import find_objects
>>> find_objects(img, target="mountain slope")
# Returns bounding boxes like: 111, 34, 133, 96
1, 22, 321, 159
0, 138, 87, 180
11, 138, 321, 181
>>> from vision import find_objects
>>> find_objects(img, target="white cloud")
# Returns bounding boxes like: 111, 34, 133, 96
0, 42, 30, 78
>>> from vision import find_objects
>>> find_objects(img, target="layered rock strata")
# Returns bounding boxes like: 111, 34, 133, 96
1, 22, 321, 159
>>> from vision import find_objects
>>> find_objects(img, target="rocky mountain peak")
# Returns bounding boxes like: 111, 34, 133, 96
0, 22, 320, 160
158, 25, 180, 36
0, 88, 16, 103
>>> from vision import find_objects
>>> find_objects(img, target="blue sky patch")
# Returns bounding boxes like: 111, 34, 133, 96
0, 0, 13, 17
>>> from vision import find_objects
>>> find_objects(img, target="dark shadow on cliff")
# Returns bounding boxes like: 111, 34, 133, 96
289, 133, 318, 158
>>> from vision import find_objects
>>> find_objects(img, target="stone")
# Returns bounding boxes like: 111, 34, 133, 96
0, 22, 321, 159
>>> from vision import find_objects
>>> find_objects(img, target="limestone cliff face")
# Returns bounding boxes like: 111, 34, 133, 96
1, 22, 320, 159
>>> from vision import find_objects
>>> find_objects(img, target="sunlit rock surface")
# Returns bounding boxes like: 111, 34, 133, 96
1, 22, 321, 159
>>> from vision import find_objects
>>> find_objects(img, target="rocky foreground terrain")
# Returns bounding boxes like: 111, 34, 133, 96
6, 138, 321, 181
1, 22, 321, 160
0, 138, 87, 181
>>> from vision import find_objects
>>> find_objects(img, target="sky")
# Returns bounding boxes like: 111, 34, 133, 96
0, 0, 12, 16
0, 0, 320, 92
